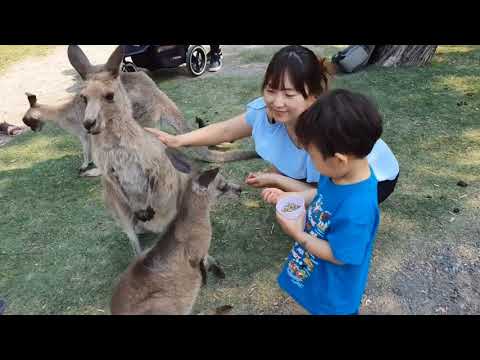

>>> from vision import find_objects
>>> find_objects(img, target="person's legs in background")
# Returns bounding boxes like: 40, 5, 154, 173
208, 45, 223, 72
377, 173, 399, 204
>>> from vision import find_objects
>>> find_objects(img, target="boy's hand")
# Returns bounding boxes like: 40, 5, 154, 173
245, 172, 277, 188
261, 187, 285, 204
275, 209, 306, 239
145, 128, 183, 148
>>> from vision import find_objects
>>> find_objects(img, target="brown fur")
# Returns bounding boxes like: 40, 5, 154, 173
68, 45, 259, 163
110, 167, 227, 315
20, 81, 185, 177
68, 45, 186, 131
21, 93, 99, 176
80, 46, 241, 255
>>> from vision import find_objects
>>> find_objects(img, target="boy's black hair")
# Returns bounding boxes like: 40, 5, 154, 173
295, 89, 383, 158
262, 45, 333, 98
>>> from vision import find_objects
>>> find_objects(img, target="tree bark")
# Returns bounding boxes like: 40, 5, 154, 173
368, 45, 438, 67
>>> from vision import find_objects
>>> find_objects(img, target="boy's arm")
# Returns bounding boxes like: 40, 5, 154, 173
246, 172, 316, 193
301, 188, 318, 206
275, 211, 343, 265
273, 175, 317, 193
292, 231, 343, 265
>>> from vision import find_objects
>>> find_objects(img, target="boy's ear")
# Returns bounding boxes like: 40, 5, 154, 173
333, 152, 349, 165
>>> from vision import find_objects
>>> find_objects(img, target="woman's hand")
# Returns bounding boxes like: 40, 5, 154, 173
245, 172, 278, 188
144, 128, 184, 148
261, 188, 285, 204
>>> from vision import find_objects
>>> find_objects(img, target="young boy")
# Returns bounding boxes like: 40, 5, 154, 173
262, 89, 383, 315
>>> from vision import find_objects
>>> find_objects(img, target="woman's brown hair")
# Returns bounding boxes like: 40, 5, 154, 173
262, 45, 335, 98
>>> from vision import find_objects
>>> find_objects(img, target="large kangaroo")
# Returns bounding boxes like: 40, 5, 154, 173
111, 156, 231, 315
68, 45, 187, 132
68, 45, 259, 163
21, 46, 189, 177
80, 46, 241, 255
21, 46, 257, 177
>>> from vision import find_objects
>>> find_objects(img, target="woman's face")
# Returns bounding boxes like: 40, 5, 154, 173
263, 71, 317, 125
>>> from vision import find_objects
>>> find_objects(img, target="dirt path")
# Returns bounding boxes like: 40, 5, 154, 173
0, 45, 117, 128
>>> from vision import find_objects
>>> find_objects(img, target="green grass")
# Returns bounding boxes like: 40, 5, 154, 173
1, 46, 479, 314
0, 45, 55, 74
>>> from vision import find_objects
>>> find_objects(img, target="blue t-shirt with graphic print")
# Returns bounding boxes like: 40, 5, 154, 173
277, 169, 380, 315
244, 97, 399, 182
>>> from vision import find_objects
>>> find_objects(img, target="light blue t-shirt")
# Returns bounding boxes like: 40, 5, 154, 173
245, 97, 399, 182
277, 170, 380, 315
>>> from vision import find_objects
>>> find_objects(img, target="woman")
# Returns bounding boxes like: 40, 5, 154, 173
146, 45, 399, 203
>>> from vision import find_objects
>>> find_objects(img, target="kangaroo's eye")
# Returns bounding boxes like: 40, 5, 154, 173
80, 94, 88, 104
105, 93, 114, 102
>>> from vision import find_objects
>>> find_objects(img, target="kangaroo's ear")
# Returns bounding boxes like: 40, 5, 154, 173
105, 45, 124, 78
25, 92, 37, 107
165, 148, 193, 174
67, 45, 93, 80
196, 167, 220, 189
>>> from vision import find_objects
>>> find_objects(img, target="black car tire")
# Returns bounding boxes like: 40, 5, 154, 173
186, 45, 207, 76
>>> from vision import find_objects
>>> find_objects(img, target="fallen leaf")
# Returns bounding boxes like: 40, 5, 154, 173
243, 200, 261, 208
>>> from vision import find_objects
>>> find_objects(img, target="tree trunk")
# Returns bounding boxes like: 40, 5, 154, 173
368, 45, 438, 67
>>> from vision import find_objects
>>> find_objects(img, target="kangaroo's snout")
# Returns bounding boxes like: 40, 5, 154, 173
84, 119, 97, 132
23, 116, 44, 132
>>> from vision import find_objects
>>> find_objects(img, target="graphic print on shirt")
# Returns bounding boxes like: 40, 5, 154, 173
286, 194, 332, 287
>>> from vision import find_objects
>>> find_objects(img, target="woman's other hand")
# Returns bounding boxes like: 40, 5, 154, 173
245, 172, 278, 188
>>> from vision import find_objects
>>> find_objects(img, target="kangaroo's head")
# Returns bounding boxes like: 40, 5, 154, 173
165, 148, 242, 203
79, 46, 128, 135
22, 93, 45, 132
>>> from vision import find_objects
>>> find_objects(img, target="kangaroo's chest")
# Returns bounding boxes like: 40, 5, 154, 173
92, 138, 139, 169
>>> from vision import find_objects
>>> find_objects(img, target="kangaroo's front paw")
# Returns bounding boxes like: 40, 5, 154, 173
80, 167, 102, 177
79, 162, 95, 173
134, 206, 155, 222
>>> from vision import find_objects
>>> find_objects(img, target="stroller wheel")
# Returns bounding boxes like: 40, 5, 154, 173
122, 61, 138, 73
186, 45, 207, 76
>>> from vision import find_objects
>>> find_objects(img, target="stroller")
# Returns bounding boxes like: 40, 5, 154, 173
122, 45, 209, 76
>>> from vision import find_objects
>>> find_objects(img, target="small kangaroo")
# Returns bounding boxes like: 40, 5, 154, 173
22, 93, 102, 176
110, 155, 231, 315
80, 46, 242, 255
